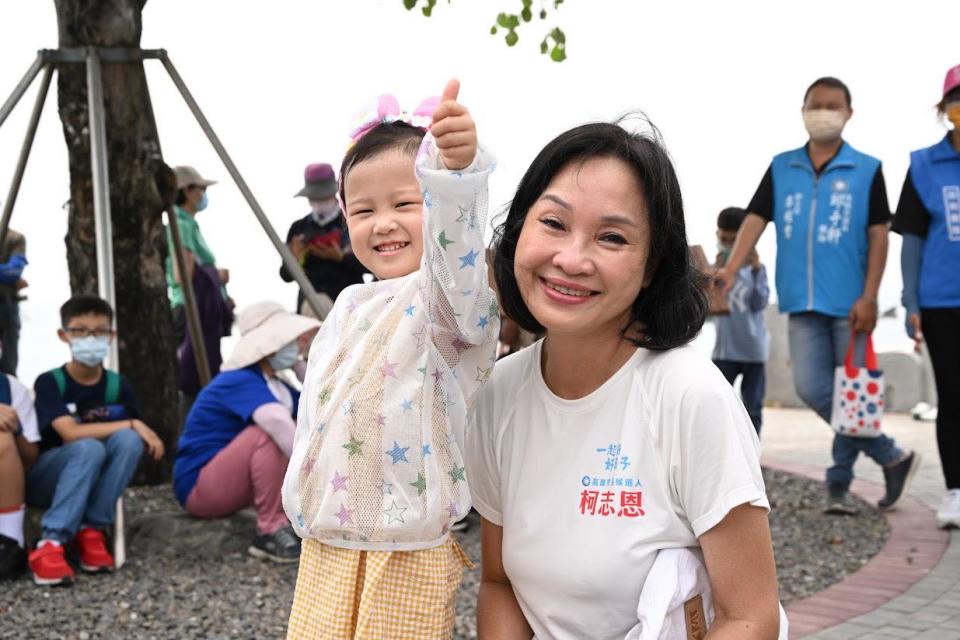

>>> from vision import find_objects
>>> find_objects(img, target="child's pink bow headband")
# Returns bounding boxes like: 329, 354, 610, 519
349, 94, 440, 143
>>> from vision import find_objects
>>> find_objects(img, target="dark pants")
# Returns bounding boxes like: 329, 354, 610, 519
0, 301, 20, 375
714, 360, 765, 435
922, 307, 960, 490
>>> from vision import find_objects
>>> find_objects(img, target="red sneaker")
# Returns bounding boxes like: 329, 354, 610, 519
74, 527, 114, 573
28, 542, 75, 586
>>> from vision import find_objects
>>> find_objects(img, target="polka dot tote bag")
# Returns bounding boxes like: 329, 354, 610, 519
830, 331, 884, 438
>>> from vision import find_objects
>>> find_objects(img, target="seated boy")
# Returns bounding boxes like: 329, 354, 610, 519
0, 337, 39, 580
27, 295, 164, 586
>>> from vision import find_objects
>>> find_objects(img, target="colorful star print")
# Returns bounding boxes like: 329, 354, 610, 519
447, 502, 460, 518
319, 387, 332, 405
401, 398, 414, 412
405, 304, 416, 317
448, 464, 466, 483
459, 249, 479, 269
456, 205, 478, 230
410, 472, 427, 496
437, 231, 455, 251
477, 315, 489, 329
476, 366, 492, 383
451, 337, 471, 354
342, 401, 354, 416
376, 414, 386, 427
343, 436, 363, 457
385, 441, 410, 464
381, 360, 398, 378
384, 501, 407, 524
330, 470, 349, 493
422, 444, 432, 456
380, 480, 393, 495
335, 504, 353, 526
412, 326, 428, 349
432, 369, 444, 384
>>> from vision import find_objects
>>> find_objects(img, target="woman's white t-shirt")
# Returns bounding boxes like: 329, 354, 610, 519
466, 340, 769, 640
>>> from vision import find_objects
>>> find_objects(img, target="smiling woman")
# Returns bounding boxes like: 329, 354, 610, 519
469, 121, 785, 639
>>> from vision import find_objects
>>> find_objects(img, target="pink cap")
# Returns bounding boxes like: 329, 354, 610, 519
944, 63, 960, 98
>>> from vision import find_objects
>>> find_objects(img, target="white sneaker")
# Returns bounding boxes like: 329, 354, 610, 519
936, 489, 960, 529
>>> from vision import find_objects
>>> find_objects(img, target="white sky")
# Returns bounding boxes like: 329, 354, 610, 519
1, 0, 957, 385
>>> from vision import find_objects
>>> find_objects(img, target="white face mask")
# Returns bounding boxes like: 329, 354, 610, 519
803, 109, 846, 143
309, 200, 341, 226
268, 341, 300, 372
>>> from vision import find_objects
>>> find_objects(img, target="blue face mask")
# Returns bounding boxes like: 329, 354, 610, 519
196, 191, 209, 212
70, 336, 111, 367
268, 341, 299, 371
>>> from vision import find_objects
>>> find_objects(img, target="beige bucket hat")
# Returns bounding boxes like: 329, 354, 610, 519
221, 301, 320, 371
174, 165, 218, 190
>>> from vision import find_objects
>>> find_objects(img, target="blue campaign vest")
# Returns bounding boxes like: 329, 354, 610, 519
909, 135, 960, 308
770, 142, 879, 317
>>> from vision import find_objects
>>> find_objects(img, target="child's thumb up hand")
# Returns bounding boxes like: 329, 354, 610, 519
431, 78, 476, 171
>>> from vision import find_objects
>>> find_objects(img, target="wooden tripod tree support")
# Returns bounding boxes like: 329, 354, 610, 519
0, 47, 329, 567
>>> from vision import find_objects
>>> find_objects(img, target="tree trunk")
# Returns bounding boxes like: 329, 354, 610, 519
55, 0, 179, 483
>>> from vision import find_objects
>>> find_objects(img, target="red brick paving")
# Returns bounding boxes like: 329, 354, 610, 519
763, 458, 950, 639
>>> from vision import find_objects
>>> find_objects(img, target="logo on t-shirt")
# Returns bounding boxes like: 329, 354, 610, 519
578, 443, 645, 519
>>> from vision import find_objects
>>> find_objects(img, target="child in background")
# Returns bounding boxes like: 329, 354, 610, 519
282, 80, 499, 638
713, 207, 770, 435
28, 295, 164, 586
0, 338, 39, 580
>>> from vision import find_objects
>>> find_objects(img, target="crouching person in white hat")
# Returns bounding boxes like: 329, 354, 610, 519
173, 302, 319, 563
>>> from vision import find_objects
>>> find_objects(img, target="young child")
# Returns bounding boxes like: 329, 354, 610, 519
28, 295, 164, 586
0, 338, 39, 580
282, 80, 499, 638
712, 206, 770, 434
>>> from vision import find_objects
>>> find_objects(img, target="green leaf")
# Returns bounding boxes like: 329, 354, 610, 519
540, 8, 547, 19
550, 45, 566, 62
505, 30, 519, 46
521, 7, 532, 22
490, 25, 498, 35
552, 27, 566, 44
540, 40, 548, 54
403, 0, 417, 9
497, 12, 511, 27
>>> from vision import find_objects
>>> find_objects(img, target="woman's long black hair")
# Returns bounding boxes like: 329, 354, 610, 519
492, 120, 708, 351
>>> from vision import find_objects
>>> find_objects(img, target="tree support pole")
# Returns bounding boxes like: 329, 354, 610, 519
157, 51, 327, 318
85, 47, 127, 569
0, 63, 52, 249
166, 206, 212, 386
0, 53, 45, 129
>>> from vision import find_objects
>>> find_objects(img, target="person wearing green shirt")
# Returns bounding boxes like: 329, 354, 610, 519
166, 166, 233, 402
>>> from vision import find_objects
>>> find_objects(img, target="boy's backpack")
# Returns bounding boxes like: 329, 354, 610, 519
48, 367, 121, 405
0, 373, 10, 406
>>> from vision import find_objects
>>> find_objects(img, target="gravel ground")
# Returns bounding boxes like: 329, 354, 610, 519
0, 467, 888, 639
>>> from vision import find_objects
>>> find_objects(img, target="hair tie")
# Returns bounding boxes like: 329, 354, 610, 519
348, 94, 439, 143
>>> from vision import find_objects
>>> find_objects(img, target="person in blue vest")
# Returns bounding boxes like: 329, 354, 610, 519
27, 295, 164, 586
893, 63, 960, 529
717, 77, 919, 516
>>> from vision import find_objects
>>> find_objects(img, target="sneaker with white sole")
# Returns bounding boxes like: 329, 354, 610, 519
936, 489, 960, 529
248, 526, 300, 563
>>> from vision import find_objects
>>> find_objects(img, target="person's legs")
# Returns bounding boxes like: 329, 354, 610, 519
922, 308, 960, 490
788, 313, 837, 423
185, 426, 288, 535
25, 439, 106, 543
0, 302, 20, 376
739, 362, 766, 435
81, 429, 144, 528
713, 360, 742, 386
0, 431, 28, 577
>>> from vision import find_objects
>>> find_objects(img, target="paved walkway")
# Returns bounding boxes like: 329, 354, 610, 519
763, 407, 960, 639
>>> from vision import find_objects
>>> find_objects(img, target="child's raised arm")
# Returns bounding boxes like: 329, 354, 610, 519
415, 79, 498, 347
